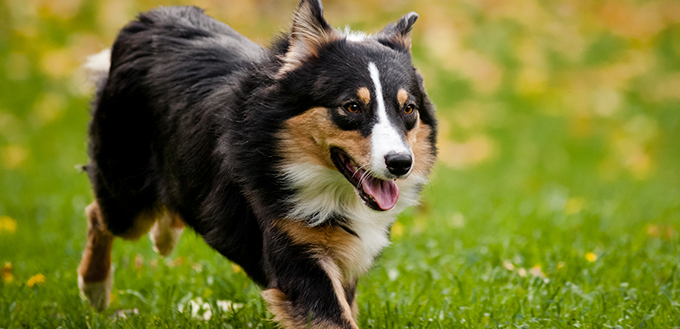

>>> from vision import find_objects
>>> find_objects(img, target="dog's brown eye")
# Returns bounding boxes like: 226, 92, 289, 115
404, 103, 416, 114
344, 102, 360, 114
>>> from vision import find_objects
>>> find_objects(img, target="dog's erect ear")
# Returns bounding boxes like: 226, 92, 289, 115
376, 12, 419, 53
278, 0, 339, 76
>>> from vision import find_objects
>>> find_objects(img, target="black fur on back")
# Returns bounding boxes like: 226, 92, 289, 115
88, 6, 276, 284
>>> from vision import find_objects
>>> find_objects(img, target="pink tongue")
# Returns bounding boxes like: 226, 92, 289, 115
362, 177, 400, 210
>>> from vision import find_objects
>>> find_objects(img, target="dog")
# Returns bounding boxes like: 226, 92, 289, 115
77, 1, 437, 328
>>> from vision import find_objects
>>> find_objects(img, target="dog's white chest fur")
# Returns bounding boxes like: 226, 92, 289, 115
283, 163, 426, 277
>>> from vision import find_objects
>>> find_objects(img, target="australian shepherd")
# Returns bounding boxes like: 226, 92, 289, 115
77, 0, 437, 328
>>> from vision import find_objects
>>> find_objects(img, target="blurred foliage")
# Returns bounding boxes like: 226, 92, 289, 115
1, 0, 679, 199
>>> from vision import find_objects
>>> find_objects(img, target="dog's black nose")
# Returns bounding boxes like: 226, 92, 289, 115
385, 152, 412, 176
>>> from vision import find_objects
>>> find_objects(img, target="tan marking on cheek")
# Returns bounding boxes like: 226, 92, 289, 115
279, 107, 371, 169
325, 129, 371, 168
407, 117, 436, 176
397, 88, 409, 107
279, 107, 335, 168
406, 111, 421, 146
357, 87, 370, 105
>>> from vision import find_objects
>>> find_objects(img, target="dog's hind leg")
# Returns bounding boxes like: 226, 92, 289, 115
78, 201, 160, 311
77, 202, 115, 311
149, 209, 184, 257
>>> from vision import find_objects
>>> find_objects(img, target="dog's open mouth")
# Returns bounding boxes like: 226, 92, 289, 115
330, 147, 399, 211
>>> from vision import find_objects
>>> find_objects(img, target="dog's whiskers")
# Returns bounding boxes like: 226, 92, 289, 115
356, 164, 373, 188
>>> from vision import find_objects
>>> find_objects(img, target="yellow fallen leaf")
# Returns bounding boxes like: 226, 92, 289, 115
135, 254, 143, 269
0, 216, 17, 234
168, 257, 184, 267
27, 273, 45, 287
518, 268, 527, 277
585, 252, 598, 263
391, 222, 404, 238
530, 265, 546, 278
646, 224, 659, 237
1, 146, 28, 169
2, 262, 13, 282
564, 197, 585, 215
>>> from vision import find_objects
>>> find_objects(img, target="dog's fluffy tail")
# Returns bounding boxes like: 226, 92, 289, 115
83, 48, 111, 86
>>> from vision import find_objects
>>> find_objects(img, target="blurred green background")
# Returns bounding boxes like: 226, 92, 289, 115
1, 0, 680, 327
1, 0, 679, 208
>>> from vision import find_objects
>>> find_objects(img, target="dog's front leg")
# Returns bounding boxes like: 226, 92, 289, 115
261, 223, 359, 329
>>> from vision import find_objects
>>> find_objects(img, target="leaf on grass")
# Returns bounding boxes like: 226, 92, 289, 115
2, 262, 13, 282
585, 252, 597, 262
27, 274, 45, 287
529, 265, 546, 278
0, 216, 18, 234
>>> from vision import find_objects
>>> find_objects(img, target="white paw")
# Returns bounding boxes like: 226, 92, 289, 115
78, 268, 113, 311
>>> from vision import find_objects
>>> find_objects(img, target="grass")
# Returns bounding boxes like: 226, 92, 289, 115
2, 0, 680, 328
2, 153, 680, 328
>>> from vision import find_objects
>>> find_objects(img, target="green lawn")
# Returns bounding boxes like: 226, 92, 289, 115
1, 0, 680, 328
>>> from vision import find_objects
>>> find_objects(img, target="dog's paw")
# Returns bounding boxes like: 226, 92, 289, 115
150, 211, 184, 257
78, 268, 113, 311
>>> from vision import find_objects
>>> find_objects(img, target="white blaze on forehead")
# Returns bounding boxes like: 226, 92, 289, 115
368, 62, 411, 178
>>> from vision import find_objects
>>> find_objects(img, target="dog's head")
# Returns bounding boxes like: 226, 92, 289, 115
276, 0, 437, 222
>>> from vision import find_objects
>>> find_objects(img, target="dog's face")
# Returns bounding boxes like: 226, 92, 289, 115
277, 0, 436, 221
